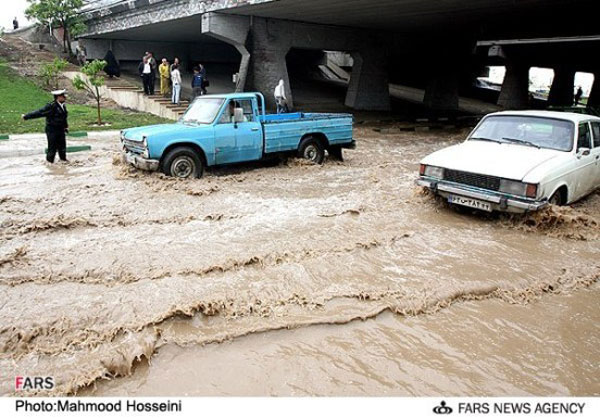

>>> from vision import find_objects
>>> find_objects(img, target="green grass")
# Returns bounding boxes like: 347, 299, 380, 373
0, 61, 170, 135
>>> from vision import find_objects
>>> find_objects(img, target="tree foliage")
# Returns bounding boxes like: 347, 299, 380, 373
38, 57, 68, 89
73, 59, 107, 125
25, 0, 86, 55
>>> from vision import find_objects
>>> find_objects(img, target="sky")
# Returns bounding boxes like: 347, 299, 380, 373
1, 0, 33, 32
486, 66, 594, 96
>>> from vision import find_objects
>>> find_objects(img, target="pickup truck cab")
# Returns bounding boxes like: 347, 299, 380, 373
121, 92, 355, 178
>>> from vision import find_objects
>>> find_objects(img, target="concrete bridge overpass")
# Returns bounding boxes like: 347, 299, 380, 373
78, 0, 599, 112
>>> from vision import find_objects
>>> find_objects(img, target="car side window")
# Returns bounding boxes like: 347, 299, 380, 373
218, 101, 234, 124
233, 100, 254, 122
218, 100, 254, 124
577, 123, 592, 150
591, 122, 600, 148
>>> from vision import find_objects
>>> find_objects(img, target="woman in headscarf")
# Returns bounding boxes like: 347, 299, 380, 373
159, 58, 171, 97
103, 50, 120, 78
274, 79, 288, 114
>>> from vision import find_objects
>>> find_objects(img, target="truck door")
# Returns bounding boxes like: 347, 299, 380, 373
214, 101, 237, 165
232, 99, 262, 162
214, 99, 262, 165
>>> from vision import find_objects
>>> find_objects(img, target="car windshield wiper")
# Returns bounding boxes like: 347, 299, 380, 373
502, 137, 540, 149
470, 137, 503, 144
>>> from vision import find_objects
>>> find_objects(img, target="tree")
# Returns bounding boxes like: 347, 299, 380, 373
25, 0, 86, 55
38, 57, 68, 89
73, 60, 107, 125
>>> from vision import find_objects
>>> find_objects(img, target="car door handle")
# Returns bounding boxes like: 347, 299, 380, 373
251, 127, 259, 131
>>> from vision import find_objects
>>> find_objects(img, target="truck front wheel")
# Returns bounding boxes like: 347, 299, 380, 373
162, 146, 204, 179
298, 137, 325, 164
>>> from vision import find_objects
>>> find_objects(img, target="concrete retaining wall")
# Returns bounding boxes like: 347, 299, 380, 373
63, 71, 180, 120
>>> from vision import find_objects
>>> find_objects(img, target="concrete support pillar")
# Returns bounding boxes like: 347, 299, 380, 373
345, 48, 390, 111
548, 66, 575, 107
202, 13, 251, 92
247, 18, 293, 110
422, 39, 475, 111
497, 62, 530, 109
423, 70, 459, 110
586, 72, 600, 109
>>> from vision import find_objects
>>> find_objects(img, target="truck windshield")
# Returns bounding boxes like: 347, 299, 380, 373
179, 98, 225, 125
469, 115, 575, 152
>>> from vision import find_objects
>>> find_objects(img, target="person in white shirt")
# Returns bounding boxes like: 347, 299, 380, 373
138, 57, 153, 95
274, 79, 288, 114
171, 64, 182, 105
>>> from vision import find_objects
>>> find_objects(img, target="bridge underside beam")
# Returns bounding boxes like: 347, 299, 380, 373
201, 13, 251, 92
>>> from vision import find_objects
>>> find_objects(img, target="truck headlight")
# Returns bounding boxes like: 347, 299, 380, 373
420, 165, 444, 179
141, 136, 149, 158
499, 180, 537, 198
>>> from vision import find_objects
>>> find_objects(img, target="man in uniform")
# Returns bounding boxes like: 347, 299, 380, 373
22, 89, 70, 163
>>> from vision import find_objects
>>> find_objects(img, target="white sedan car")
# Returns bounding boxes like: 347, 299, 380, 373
417, 110, 600, 213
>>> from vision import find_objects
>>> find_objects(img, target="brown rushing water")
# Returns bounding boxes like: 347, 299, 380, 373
0, 127, 598, 396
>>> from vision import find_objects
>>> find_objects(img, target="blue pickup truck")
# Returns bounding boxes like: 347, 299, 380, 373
121, 92, 355, 178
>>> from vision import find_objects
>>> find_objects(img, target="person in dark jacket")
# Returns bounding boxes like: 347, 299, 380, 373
146, 52, 157, 95
103, 50, 120, 78
138, 57, 153, 95
199, 64, 208, 95
21, 89, 69, 163
191, 66, 204, 99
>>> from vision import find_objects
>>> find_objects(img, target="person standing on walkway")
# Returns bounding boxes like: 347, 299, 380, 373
574, 86, 584, 106
170, 57, 180, 72
146, 52, 157, 95
13, 17, 19, 30
171, 64, 182, 105
138, 56, 152, 95
21, 89, 69, 163
159, 58, 170, 97
274, 79, 288, 114
199, 64, 208, 95
191, 66, 204, 99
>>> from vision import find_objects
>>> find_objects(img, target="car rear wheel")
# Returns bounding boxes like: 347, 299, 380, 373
298, 137, 325, 164
162, 146, 204, 179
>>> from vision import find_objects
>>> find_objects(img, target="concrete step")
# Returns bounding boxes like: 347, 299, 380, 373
165, 103, 189, 109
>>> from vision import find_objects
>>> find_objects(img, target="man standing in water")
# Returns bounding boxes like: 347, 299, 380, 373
21, 89, 69, 163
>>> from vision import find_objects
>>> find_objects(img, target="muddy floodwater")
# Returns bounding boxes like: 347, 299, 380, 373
0, 127, 598, 396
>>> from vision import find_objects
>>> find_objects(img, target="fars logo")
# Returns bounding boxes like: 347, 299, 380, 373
15, 376, 55, 391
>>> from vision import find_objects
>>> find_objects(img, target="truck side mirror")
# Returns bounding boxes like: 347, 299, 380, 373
577, 147, 590, 158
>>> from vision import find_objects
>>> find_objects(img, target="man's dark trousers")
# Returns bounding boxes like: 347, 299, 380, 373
46, 126, 66, 162
142, 74, 151, 94
149, 74, 156, 95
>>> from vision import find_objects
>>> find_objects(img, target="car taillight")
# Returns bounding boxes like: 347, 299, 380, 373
526, 184, 537, 198
419, 164, 426, 175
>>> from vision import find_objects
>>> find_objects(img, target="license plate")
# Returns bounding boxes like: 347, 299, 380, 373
125, 153, 137, 165
448, 195, 492, 212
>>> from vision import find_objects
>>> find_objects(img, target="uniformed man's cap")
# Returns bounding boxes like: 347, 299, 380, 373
51, 89, 67, 96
